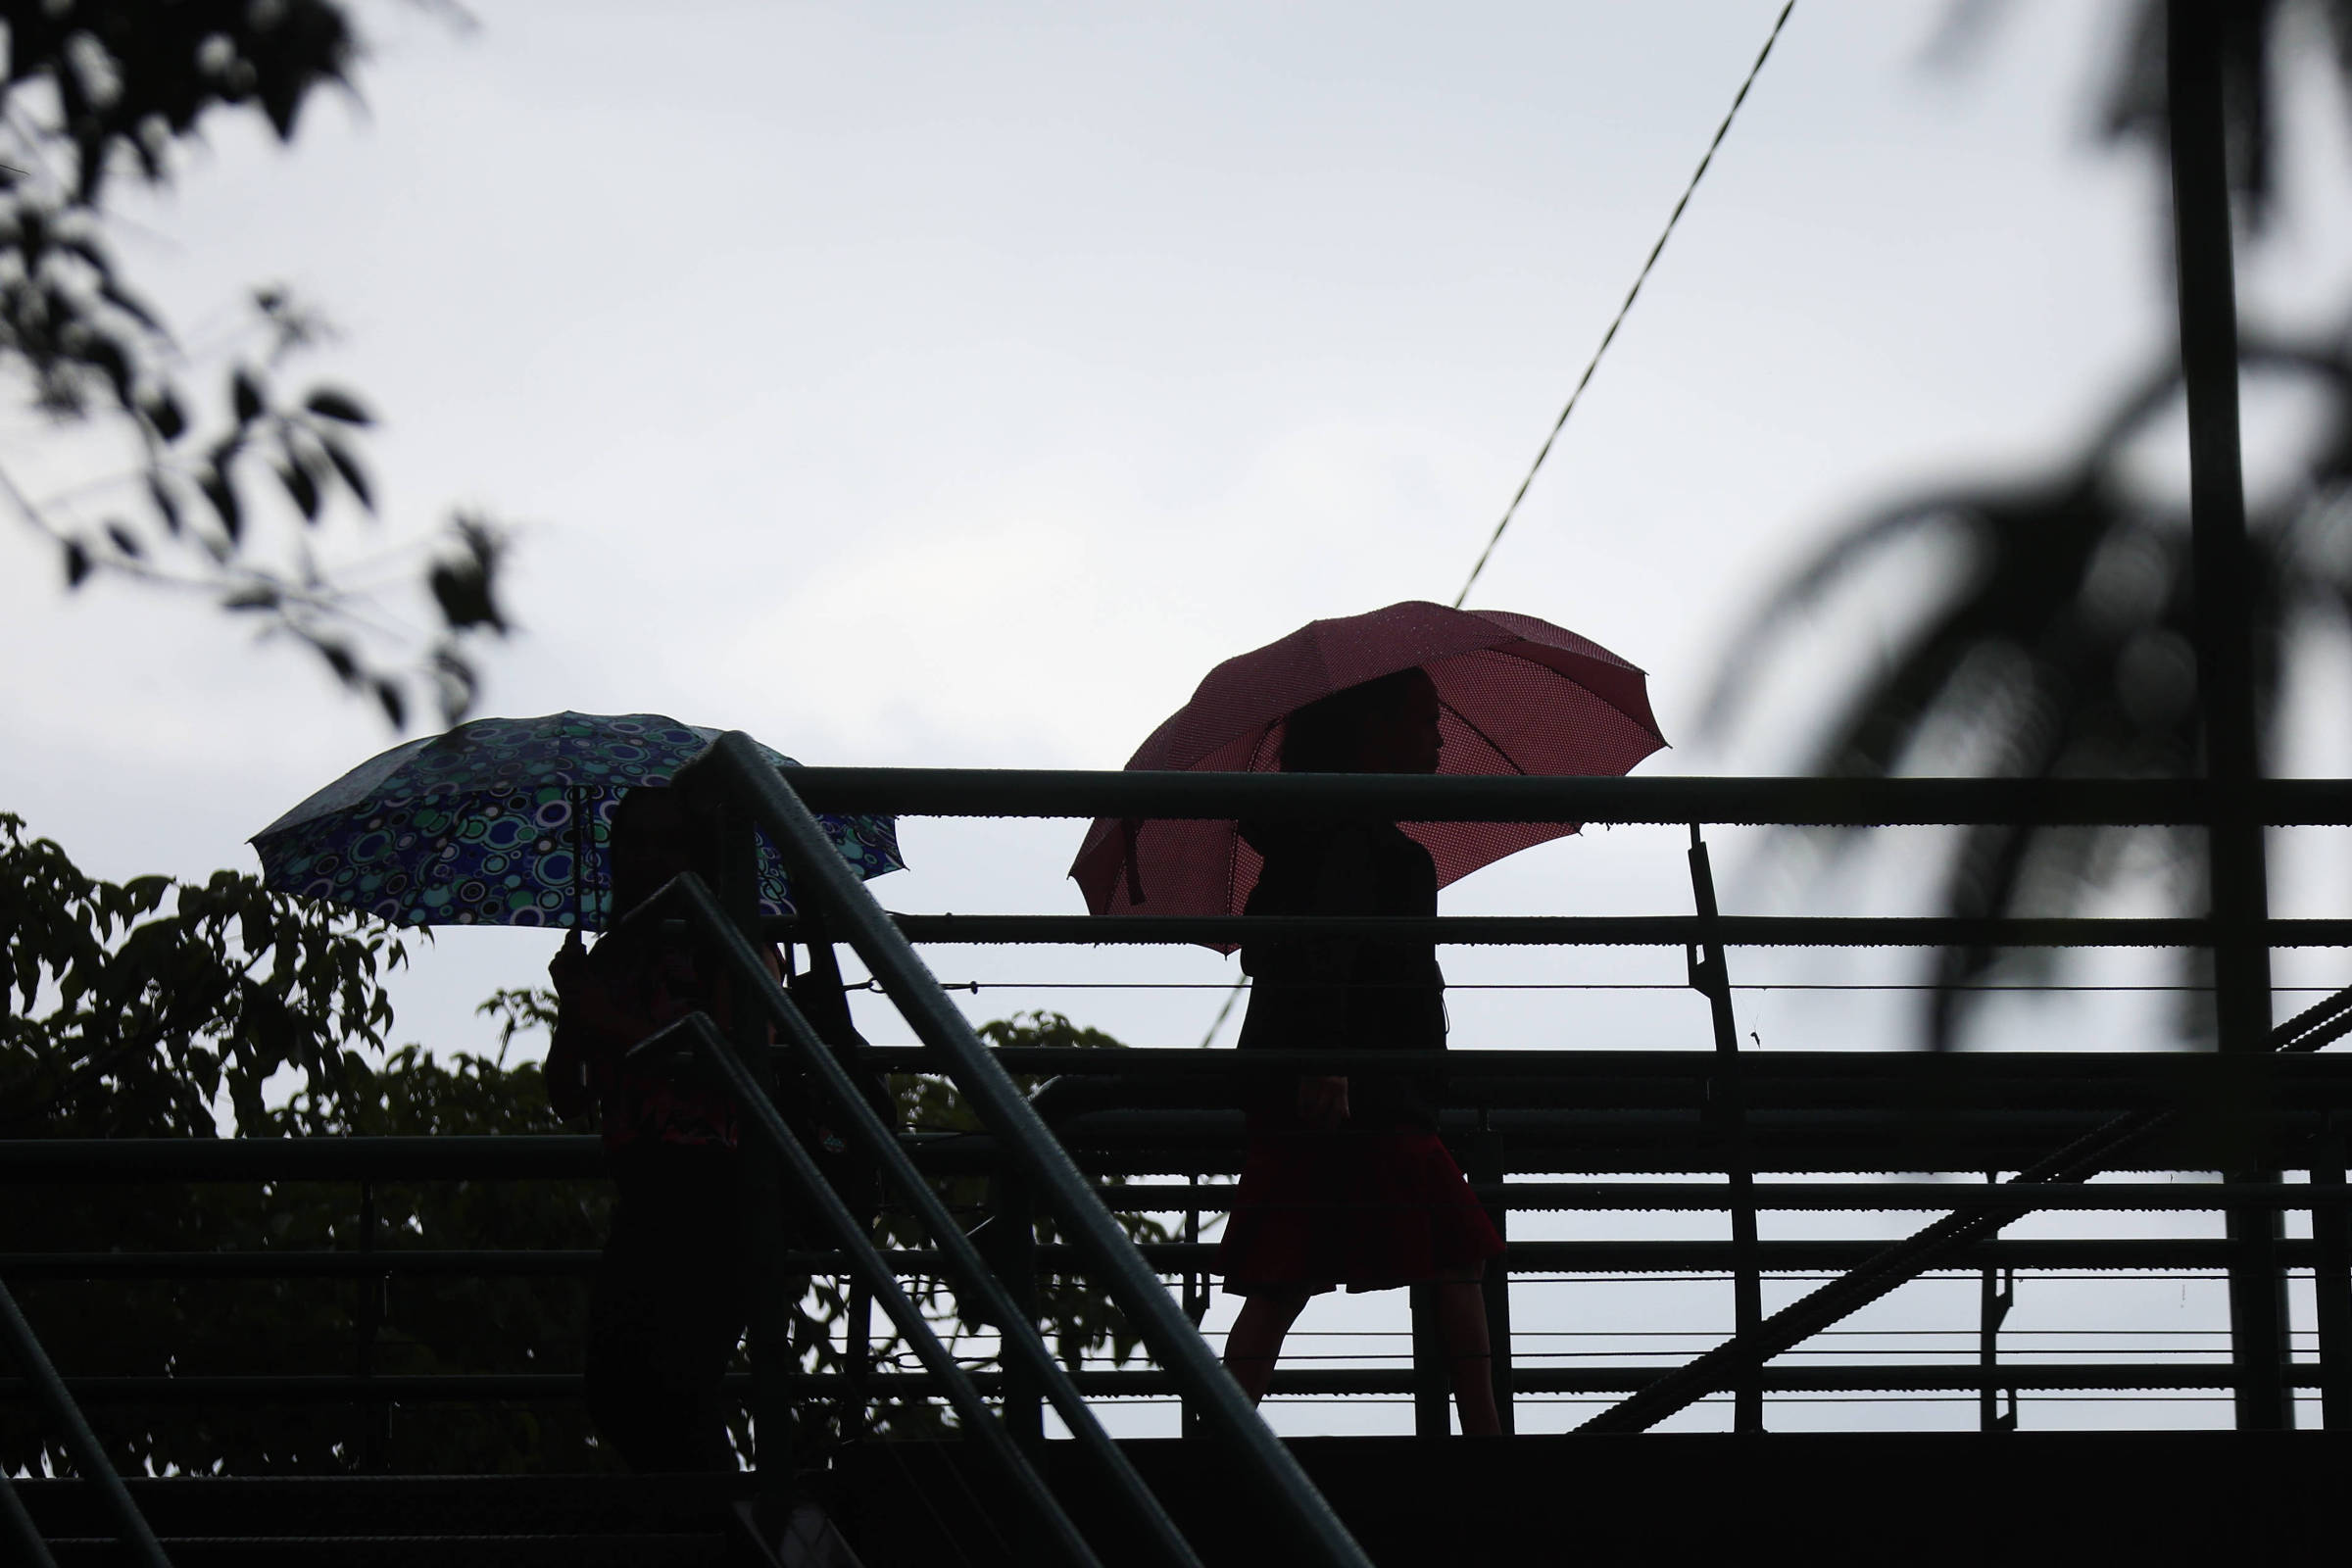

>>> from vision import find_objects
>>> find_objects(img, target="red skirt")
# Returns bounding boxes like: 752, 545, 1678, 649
1218, 1128, 1503, 1297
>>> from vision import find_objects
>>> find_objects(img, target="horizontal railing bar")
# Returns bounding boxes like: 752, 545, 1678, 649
2, 1363, 2323, 1404
1078, 1181, 2352, 1213
3, 1186, 2339, 1279
783, 912, 2352, 949
5, 1236, 2315, 1285
865, 1047, 2352, 1083
6, 1181, 2337, 1281
0, 1251, 599, 1279
783, 768, 2352, 826
0, 1136, 604, 1183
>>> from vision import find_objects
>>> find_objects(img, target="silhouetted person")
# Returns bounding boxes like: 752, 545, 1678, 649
1218, 666, 1504, 1435
547, 785, 770, 1471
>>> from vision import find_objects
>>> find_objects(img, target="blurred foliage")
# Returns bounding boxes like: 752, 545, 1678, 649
0, 1, 509, 726
2096, 0, 2352, 235
1712, 3, 2352, 1047
2, 826, 1172, 1470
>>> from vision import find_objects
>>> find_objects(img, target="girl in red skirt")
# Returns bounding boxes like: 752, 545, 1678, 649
1217, 667, 1505, 1436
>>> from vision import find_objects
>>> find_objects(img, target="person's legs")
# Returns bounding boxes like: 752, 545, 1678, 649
587, 1146, 746, 1471
1434, 1274, 1499, 1437
1222, 1291, 1311, 1404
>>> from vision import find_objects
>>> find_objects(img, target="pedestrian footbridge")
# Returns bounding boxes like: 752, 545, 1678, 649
8, 742, 2352, 1565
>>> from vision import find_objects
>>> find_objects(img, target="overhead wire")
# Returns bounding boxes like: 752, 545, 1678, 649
1452, 0, 1797, 607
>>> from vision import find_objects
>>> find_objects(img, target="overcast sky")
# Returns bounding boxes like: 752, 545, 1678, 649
9, 0, 2352, 1433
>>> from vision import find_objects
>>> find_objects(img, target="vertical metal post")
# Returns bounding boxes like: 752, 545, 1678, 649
845, 1277, 874, 1443
996, 1164, 1044, 1451
991, 1164, 1048, 1568
1469, 1110, 1515, 1436
354, 1179, 387, 1471
2313, 1121, 2352, 1430
2167, 0, 2290, 1431
1689, 826, 1763, 1432
1408, 1285, 1448, 1436
714, 801, 799, 1491
1978, 1171, 2018, 1434
1180, 1166, 1206, 1441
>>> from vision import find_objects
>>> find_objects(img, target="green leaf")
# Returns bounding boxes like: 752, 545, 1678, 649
230, 368, 265, 425
142, 391, 187, 443
319, 436, 373, 513
146, 473, 183, 535
276, 460, 319, 521
303, 388, 373, 426
372, 678, 406, 729
199, 467, 242, 543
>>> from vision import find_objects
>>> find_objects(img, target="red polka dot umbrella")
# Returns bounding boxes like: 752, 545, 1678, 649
1067, 602, 1666, 921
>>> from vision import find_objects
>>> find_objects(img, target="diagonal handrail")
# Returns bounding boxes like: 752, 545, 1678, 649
0, 1277, 172, 1567
0, 1467, 61, 1568
630, 1011, 1114, 1568
635, 875, 1202, 1568
1578, 981, 2352, 1434
677, 732, 1373, 1568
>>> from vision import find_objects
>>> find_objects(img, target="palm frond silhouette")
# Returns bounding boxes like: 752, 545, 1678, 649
1705, 336, 2352, 1048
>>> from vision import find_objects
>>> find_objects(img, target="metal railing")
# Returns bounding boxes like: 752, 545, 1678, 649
664, 730, 1373, 1568
8, 753, 2352, 1554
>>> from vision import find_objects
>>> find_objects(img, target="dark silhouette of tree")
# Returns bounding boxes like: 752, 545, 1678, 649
0, 2, 509, 727
1707, 1, 2352, 1048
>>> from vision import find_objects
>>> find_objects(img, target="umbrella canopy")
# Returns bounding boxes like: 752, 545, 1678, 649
253, 711, 902, 929
1068, 601, 1665, 921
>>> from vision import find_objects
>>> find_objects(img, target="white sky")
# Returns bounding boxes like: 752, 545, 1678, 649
8, 0, 2352, 1435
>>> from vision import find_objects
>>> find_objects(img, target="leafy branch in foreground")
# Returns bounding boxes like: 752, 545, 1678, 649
0, 1, 511, 726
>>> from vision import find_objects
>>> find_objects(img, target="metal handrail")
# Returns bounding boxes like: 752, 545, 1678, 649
775, 911, 2352, 949
679, 731, 1376, 1568
0, 1466, 59, 1568
778, 766, 2352, 826
647, 1010, 1130, 1568
627, 875, 1214, 1566
1, 1363, 2328, 1402
1, 1234, 2336, 1281
0, 1277, 172, 1567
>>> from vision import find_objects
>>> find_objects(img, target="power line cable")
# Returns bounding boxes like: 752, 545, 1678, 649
1453, 1, 1797, 608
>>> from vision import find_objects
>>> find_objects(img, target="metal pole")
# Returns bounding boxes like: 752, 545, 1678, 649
0, 1279, 171, 1568
1469, 1112, 1515, 1437
995, 1165, 1043, 1451
1978, 1170, 2017, 1435
652, 876, 1207, 1568
2168, 0, 2290, 1431
692, 735, 1372, 1568
2313, 1120, 2352, 1429
1689, 827, 1763, 1432
671, 1015, 1108, 1568
1180, 1160, 1207, 1441
0, 1467, 59, 1568
1408, 1286, 1447, 1436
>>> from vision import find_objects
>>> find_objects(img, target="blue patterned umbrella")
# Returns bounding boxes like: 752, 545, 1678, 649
251, 711, 902, 929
